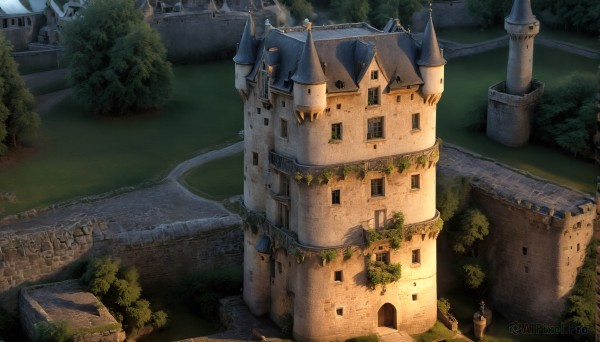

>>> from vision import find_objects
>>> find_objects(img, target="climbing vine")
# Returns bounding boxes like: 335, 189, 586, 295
367, 261, 401, 290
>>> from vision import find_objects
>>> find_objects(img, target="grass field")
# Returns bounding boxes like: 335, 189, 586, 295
0, 62, 243, 215
181, 152, 243, 200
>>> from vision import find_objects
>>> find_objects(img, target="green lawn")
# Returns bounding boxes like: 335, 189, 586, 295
412, 321, 459, 342
0, 62, 243, 216
439, 44, 599, 193
181, 152, 243, 200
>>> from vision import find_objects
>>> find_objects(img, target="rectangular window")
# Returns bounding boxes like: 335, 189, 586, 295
277, 261, 282, 274
336, 308, 343, 316
3, 19, 7, 28
522, 247, 528, 255
412, 249, 421, 264
576, 243, 580, 252
280, 174, 290, 196
370, 70, 378, 80
264, 118, 269, 126
411, 174, 420, 190
412, 294, 418, 301
371, 178, 384, 197
375, 209, 386, 229
252, 152, 258, 165
331, 189, 340, 205
375, 252, 389, 264
257, 107, 261, 114
336, 104, 341, 110
259, 70, 269, 99
410, 93, 414, 101
334, 270, 343, 282
525, 266, 529, 273
368, 87, 380, 105
411, 113, 420, 130
280, 119, 288, 138
278, 202, 290, 229
331, 123, 342, 140
396, 95, 401, 103
367, 117, 384, 139
282, 101, 286, 107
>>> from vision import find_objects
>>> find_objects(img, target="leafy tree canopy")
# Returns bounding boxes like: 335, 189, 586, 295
280, 0, 314, 23
453, 208, 490, 255
462, 263, 485, 290
0, 34, 40, 155
63, 0, 173, 116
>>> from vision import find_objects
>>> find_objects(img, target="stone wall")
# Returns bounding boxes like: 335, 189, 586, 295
474, 187, 595, 323
0, 216, 243, 309
411, 1, 479, 32
12, 48, 65, 74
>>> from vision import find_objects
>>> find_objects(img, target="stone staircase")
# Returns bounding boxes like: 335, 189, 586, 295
377, 327, 415, 342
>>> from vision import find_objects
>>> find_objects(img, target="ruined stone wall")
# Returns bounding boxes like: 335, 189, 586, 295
0, 217, 243, 309
474, 188, 595, 323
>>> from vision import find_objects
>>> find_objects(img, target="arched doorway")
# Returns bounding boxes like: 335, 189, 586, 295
377, 303, 397, 329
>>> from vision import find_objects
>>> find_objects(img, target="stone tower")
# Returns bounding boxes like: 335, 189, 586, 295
235, 14, 444, 341
486, 0, 544, 147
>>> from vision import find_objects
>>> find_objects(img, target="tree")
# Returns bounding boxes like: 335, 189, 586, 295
331, 0, 370, 23
466, 0, 512, 28
534, 73, 596, 160
63, 0, 173, 116
396, 0, 422, 30
0, 34, 40, 155
368, 0, 399, 29
462, 263, 485, 290
453, 208, 490, 255
281, 0, 314, 22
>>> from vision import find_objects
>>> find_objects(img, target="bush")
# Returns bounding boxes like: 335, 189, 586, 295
36, 321, 72, 342
437, 298, 451, 316
179, 267, 243, 320
279, 313, 294, 338
453, 208, 489, 256
346, 334, 380, 342
151, 310, 168, 329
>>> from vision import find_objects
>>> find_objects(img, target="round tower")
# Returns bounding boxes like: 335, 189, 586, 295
233, 16, 256, 99
418, 8, 446, 106
291, 22, 327, 121
504, 0, 539, 95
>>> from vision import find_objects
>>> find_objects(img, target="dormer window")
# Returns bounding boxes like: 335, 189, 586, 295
259, 63, 269, 100
335, 80, 345, 89
370, 70, 378, 80
368, 87, 380, 106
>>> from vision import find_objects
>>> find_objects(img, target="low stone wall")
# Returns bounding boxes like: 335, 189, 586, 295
0, 216, 243, 309
12, 48, 65, 74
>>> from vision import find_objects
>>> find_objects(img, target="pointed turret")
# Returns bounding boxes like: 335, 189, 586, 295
418, 10, 445, 106
417, 11, 445, 67
506, 0, 536, 25
234, 15, 256, 99
291, 21, 327, 122
291, 22, 326, 85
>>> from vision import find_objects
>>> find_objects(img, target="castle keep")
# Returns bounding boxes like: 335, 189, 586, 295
486, 0, 544, 147
235, 13, 445, 341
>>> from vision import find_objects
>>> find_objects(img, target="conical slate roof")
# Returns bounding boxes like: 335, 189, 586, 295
291, 25, 327, 85
233, 16, 256, 65
417, 14, 446, 67
505, 0, 536, 25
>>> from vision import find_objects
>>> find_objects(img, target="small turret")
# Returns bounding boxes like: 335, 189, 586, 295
233, 15, 256, 99
417, 9, 446, 106
291, 21, 327, 123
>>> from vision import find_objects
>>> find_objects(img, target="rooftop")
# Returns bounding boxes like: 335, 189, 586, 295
278, 23, 380, 42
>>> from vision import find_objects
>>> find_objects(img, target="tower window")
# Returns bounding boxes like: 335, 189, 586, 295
336, 308, 343, 316
412, 294, 418, 301
252, 152, 258, 165
331, 123, 342, 140
307, 88, 311, 94
370, 70, 378, 80
280, 119, 288, 138
368, 87, 380, 105
367, 117, 384, 139
411, 113, 420, 130
577, 243, 580, 252
412, 249, 421, 264
410, 94, 414, 101
411, 174, 420, 190
371, 178, 384, 197
440, 78, 443, 84
525, 266, 529, 273
277, 261, 282, 274
332, 189, 340, 205
396, 95, 401, 103
374, 210, 386, 229
334, 270, 343, 282
336, 104, 341, 110
278, 202, 290, 229
257, 107, 261, 114
264, 118, 269, 126
282, 101, 286, 107
375, 252, 389, 264
522, 247, 528, 255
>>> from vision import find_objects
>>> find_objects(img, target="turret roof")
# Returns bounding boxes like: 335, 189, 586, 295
291, 25, 327, 85
417, 13, 446, 67
505, 0, 537, 25
233, 16, 256, 65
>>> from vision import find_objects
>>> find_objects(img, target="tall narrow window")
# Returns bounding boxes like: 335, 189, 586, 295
334, 270, 343, 282
259, 66, 269, 99
331, 123, 342, 140
411, 113, 420, 130
280, 119, 288, 138
280, 174, 290, 196
331, 189, 340, 204
371, 178, 384, 197
375, 210, 386, 229
367, 117, 384, 139
278, 202, 290, 229
252, 152, 258, 165
411, 174, 420, 190
522, 247, 528, 255
368, 87, 380, 105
